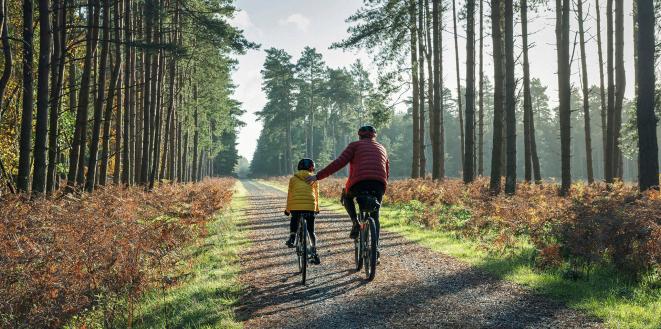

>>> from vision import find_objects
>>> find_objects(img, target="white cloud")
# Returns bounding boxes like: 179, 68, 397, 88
230, 10, 253, 30
278, 13, 311, 32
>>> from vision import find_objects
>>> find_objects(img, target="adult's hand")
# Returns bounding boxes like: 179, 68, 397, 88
305, 175, 318, 185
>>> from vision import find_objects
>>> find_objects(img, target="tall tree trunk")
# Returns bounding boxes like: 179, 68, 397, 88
464, 0, 476, 183
636, 0, 659, 191
140, 0, 153, 185
452, 0, 465, 169
478, 0, 484, 176
557, 0, 572, 195
577, 0, 594, 183
149, 46, 165, 189
121, 0, 131, 184
0, 0, 12, 193
504, 0, 516, 194
47, 0, 67, 193
0, 0, 14, 115
17, 0, 35, 193
432, 0, 442, 180
0, 0, 12, 114
32, 0, 53, 195
595, 0, 607, 179
605, 0, 615, 182
425, 0, 435, 178
521, 0, 532, 183
68, 0, 100, 188
418, 0, 427, 177
192, 84, 199, 182
410, 0, 421, 178
613, 0, 625, 180
86, 0, 111, 192
489, 0, 504, 193
101, 0, 123, 185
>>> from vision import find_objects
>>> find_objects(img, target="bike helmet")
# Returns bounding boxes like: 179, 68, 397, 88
297, 158, 315, 171
358, 125, 377, 138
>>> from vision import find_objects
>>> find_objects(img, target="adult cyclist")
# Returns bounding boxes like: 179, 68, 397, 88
306, 125, 389, 250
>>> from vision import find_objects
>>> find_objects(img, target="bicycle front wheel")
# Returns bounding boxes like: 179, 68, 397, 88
298, 218, 308, 285
363, 217, 377, 281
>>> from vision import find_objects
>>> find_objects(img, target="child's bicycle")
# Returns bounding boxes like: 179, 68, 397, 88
294, 213, 314, 285
353, 192, 380, 281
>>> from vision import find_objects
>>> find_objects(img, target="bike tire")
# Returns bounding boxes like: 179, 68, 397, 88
299, 217, 308, 285
354, 233, 363, 271
363, 217, 378, 281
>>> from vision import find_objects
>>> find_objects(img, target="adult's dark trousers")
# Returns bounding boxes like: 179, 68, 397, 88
341, 180, 385, 245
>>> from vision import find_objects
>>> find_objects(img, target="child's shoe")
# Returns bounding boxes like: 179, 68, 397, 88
285, 234, 295, 248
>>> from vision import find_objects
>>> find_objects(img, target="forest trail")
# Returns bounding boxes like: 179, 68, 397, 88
236, 180, 601, 328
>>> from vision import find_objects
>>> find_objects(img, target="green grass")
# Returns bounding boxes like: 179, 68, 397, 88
262, 179, 660, 329
122, 181, 250, 329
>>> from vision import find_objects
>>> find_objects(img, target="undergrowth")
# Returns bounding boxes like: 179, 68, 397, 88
0, 178, 236, 328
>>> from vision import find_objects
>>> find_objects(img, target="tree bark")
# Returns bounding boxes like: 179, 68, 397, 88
68, 0, 100, 189
636, 0, 659, 191
47, 0, 67, 193
452, 0, 465, 170
489, 0, 504, 193
425, 0, 435, 178
418, 0, 427, 178
613, 0, 625, 180
192, 84, 199, 182
478, 0, 484, 176
595, 0, 607, 179
432, 0, 445, 180
410, 0, 421, 178
521, 0, 532, 183
605, 0, 615, 182
140, 0, 154, 185
0, 0, 12, 112
464, 0, 476, 183
86, 0, 111, 192
504, 0, 516, 194
577, 0, 594, 184
101, 0, 123, 185
17, 0, 35, 193
557, 0, 572, 195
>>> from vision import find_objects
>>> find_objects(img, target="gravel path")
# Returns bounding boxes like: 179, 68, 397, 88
236, 180, 601, 329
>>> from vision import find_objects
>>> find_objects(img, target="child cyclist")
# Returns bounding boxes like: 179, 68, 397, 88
284, 158, 321, 264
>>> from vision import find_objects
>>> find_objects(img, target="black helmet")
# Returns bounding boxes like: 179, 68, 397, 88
297, 158, 315, 171
358, 125, 377, 138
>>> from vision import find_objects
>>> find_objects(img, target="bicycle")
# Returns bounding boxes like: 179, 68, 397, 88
294, 213, 313, 285
353, 192, 380, 281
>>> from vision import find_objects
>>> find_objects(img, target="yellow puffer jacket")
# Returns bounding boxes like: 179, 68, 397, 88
286, 170, 320, 213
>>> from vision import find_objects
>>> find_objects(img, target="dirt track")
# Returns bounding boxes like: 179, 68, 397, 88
236, 180, 601, 329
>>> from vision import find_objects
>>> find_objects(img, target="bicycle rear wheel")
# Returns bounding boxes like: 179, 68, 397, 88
298, 218, 308, 284
354, 233, 363, 271
363, 217, 377, 281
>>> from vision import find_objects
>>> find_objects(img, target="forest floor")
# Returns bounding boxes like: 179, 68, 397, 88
235, 180, 602, 328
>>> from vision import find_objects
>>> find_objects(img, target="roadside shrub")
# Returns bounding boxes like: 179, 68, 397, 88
270, 176, 660, 277
0, 178, 235, 328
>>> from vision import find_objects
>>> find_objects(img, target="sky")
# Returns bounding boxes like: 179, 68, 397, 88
229, 0, 636, 162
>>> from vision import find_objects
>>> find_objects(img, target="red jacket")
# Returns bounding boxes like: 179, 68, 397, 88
316, 138, 389, 190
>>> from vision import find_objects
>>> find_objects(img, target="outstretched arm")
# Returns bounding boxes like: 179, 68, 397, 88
316, 144, 355, 180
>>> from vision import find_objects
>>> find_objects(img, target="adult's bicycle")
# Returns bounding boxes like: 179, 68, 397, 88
353, 192, 380, 281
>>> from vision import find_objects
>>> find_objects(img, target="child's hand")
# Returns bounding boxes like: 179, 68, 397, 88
284, 210, 290, 216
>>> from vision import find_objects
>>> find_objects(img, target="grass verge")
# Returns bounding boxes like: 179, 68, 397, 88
123, 181, 249, 328
261, 178, 660, 329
